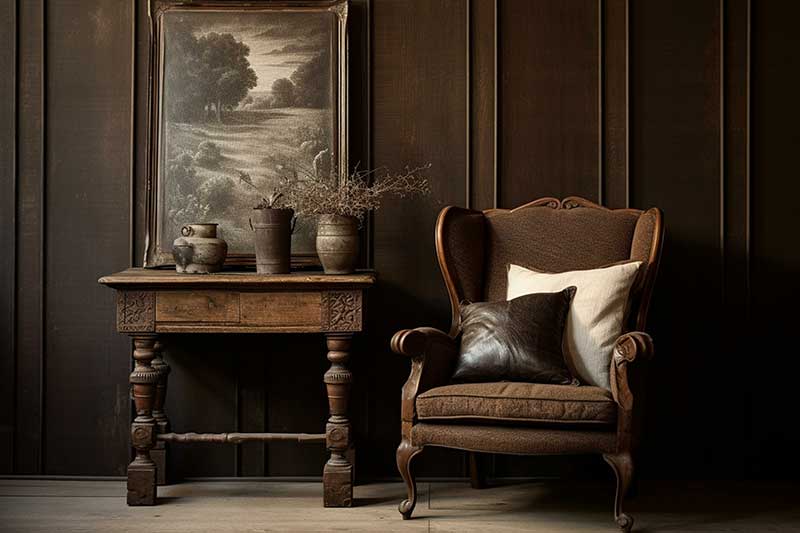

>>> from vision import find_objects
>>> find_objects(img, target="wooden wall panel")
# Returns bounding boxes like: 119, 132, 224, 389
498, 0, 600, 206
163, 336, 237, 477
750, 0, 800, 477
43, 0, 135, 475
2, 0, 797, 482
15, 0, 45, 475
469, 0, 496, 210
371, 0, 468, 478
0, 0, 17, 474
603, 0, 629, 208
722, 0, 752, 475
630, 0, 724, 476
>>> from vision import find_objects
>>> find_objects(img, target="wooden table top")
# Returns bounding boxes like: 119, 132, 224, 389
98, 268, 377, 290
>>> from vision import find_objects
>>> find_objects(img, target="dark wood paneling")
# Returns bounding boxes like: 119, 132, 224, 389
722, 0, 751, 474
603, 0, 629, 208
237, 350, 267, 476
15, 0, 45, 474
0, 0, 17, 474
750, 0, 800, 477
630, 0, 724, 476
164, 336, 237, 477
133, 0, 149, 266
469, 0, 496, 210
3, 0, 797, 482
266, 336, 329, 477
371, 0, 468, 478
498, 0, 600, 206
43, 0, 135, 475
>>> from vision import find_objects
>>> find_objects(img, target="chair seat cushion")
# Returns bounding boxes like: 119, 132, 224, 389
416, 382, 616, 426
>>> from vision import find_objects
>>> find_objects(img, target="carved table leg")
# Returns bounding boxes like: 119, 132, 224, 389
323, 333, 353, 507
151, 339, 171, 486
128, 334, 160, 505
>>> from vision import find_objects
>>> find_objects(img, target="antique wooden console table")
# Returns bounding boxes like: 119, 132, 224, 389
98, 268, 375, 507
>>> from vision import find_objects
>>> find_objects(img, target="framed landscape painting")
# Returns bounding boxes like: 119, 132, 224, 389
144, 0, 348, 267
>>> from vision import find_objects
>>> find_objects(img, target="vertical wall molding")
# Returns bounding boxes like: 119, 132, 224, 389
598, 0, 604, 205
603, 0, 629, 208
0, 0, 19, 474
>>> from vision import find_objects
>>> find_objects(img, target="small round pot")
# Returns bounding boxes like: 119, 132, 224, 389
251, 207, 294, 274
316, 214, 359, 274
172, 223, 227, 274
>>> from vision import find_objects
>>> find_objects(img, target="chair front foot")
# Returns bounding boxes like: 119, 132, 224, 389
396, 439, 423, 519
615, 513, 634, 533
603, 452, 634, 533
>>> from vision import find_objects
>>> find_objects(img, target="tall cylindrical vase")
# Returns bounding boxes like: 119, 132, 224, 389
316, 214, 359, 275
251, 207, 294, 274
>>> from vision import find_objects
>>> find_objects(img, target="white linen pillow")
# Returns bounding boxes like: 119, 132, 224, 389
507, 262, 641, 389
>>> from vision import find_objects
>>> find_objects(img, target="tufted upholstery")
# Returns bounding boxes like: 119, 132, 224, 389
417, 382, 616, 426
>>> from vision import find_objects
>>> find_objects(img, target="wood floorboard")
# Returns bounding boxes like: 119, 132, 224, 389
0, 480, 798, 532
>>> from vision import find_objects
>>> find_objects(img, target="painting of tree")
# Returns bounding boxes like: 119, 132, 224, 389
151, 6, 341, 266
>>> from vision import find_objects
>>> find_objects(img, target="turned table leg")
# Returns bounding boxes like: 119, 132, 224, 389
323, 333, 353, 507
128, 334, 159, 505
151, 339, 171, 486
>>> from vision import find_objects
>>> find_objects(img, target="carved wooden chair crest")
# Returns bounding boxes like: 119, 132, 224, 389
391, 196, 663, 532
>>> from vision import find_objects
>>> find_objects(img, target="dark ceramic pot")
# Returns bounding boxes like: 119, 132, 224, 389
250, 207, 295, 274
316, 214, 358, 274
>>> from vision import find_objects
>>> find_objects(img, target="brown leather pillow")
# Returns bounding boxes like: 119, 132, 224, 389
452, 287, 578, 385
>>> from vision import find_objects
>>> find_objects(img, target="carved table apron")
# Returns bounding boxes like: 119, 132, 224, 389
99, 268, 375, 507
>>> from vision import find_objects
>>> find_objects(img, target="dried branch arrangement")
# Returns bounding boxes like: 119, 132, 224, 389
239, 163, 431, 220
281, 164, 431, 221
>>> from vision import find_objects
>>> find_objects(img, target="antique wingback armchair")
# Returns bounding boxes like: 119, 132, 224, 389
390, 197, 663, 532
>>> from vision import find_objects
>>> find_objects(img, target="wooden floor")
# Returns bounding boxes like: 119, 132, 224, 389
0, 479, 798, 532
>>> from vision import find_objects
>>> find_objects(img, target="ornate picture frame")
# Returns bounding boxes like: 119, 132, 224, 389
144, 0, 348, 268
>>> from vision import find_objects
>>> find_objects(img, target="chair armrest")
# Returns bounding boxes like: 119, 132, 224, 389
391, 327, 459, 426
610, 331, 654, 410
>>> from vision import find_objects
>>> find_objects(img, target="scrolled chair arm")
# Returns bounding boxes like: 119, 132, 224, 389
391, 327, 457, 358
391, 327, 460, 425
610, 331, 654, 410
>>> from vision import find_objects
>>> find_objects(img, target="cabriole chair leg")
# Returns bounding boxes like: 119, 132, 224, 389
603, 452, 634, 533
396, 439, 423, 519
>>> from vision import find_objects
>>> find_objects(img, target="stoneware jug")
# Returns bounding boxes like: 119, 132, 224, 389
316, 214, 358, 274
172, 223, 227, 274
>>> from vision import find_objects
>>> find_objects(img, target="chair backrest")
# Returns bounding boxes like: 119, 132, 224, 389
436, 197, 663, 336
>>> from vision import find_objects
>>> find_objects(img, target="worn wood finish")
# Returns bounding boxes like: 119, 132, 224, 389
101, 270, 373, 505
4, 479, 800, 532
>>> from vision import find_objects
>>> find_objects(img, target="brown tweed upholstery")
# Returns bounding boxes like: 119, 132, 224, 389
417, 382, 616, 426
482, 205, 641, 301
438, 207, 487, 305
411, 423, 617, 455
393, 198, 664, 524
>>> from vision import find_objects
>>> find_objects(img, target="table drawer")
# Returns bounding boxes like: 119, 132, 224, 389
240, 292, 321, 328
156, 291, 240, 323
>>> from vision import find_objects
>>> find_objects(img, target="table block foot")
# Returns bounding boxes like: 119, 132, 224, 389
127, 461, 157, 505
323, 461, 353, 507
